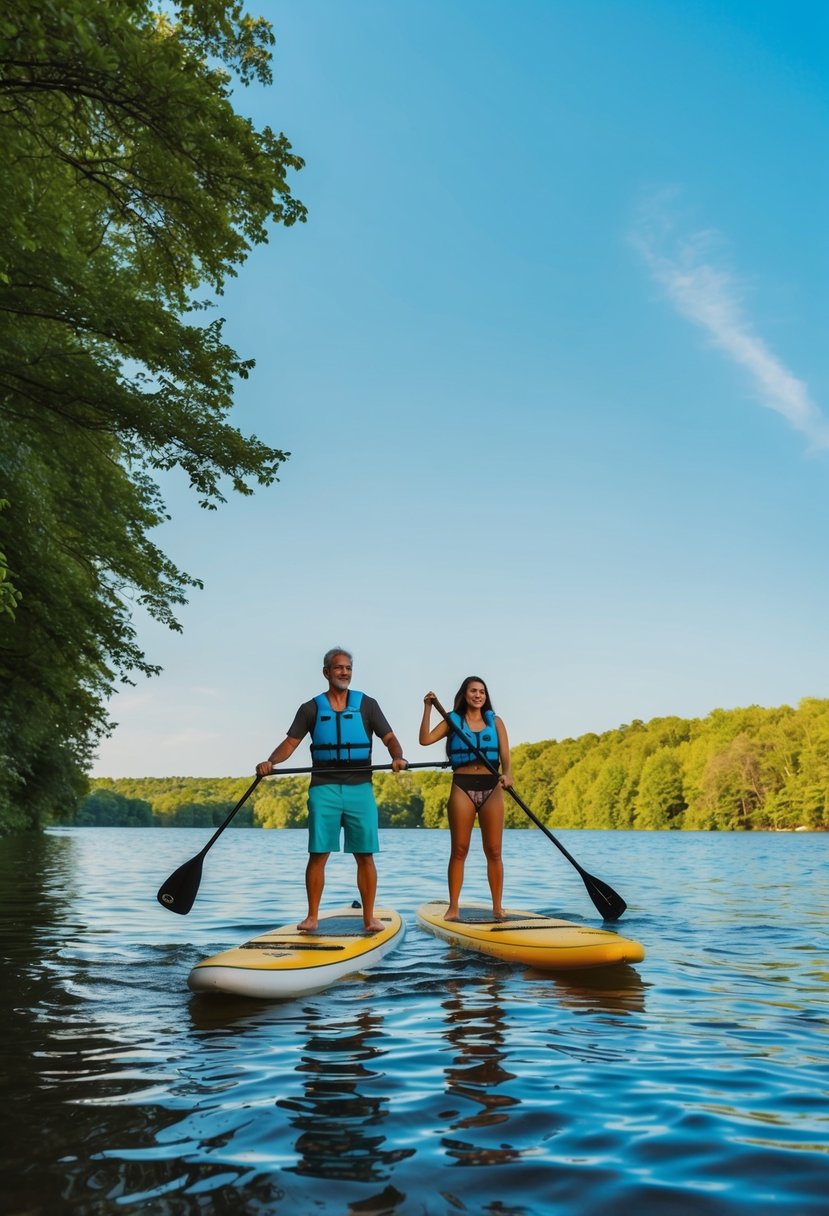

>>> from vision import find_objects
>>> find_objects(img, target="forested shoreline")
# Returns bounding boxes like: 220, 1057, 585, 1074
73, 698, 829, 832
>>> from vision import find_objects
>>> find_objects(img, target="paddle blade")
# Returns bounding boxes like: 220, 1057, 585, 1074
157, 854, 205, 915
584, 872, 627, 922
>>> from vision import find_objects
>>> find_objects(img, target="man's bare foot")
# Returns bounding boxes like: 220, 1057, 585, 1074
296, 916, 318, 932
363, 917, 384, 932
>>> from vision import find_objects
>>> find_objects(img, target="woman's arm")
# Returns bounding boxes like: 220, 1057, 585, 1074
419, 692, 450, 746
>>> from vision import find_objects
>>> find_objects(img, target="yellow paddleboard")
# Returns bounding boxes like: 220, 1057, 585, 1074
188, 905, 404, 999
416, 901, 645, 971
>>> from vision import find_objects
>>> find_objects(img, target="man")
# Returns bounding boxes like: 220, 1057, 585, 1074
256, 647, 407, 931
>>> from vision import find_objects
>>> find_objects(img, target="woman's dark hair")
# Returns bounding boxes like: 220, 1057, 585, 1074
452, 676, 494, 715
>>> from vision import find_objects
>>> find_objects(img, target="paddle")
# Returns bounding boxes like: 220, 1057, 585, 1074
430, 696, 627, 921
156, 760, 450, 915
157, 774, 263, 914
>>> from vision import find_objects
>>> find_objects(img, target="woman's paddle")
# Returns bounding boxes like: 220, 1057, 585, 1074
430, 696, 627, 921
156, 760, 450, 915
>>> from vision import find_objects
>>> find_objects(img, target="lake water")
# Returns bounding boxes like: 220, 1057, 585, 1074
1, 826, 827, 1215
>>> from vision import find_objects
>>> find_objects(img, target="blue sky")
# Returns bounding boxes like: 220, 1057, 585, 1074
93, 0, 829, 777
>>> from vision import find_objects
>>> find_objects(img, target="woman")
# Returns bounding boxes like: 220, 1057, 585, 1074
419, 677, 513, 921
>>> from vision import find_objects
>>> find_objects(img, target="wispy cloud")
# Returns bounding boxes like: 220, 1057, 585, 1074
631, 192, 829, 450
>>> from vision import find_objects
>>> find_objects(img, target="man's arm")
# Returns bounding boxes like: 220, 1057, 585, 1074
256, 701, 315, 776
256, 735, 302, 777
381, 730, 407, 772
363, 695, 407, 772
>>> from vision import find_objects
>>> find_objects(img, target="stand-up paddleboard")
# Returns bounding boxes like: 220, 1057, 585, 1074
416, 902, 645, 971
188, 906, 404, 999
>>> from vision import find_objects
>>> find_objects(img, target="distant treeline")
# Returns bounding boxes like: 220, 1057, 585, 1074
71, 698, 829, 831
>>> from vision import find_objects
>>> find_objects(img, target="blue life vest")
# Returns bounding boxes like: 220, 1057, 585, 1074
447, 710, 499, 769
310, 690, 372, 766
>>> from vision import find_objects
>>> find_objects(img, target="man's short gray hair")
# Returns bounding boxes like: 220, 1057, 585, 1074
323, 647, 353, 670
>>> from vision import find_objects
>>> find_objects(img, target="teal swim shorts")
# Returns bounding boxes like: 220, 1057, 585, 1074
307, 783, 380, 854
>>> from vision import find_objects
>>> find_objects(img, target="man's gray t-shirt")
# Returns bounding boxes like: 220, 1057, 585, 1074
287, 693, 393, 786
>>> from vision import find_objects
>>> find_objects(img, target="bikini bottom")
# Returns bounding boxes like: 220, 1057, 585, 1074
452, 773, 499, 810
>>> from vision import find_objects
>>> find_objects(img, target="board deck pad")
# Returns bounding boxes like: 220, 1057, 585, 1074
188, 906, 404, 999
283, 916, 386, 936
449, 910, 550, 925
416, 901, 645, 971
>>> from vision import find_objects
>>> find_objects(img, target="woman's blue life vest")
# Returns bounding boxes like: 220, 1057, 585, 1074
310, 690, 373, 767
447, 710, 500, 770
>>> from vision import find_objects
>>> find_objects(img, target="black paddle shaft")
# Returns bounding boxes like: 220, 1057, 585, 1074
262, 760, 449, 775
431, 696, 627, 921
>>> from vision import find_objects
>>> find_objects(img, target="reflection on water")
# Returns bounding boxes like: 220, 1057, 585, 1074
344, 1183, 407, 1216
524, 961, 648, 1016
277, 1008, 415, 1181
440, 975, 520, 1164
187, 992, 283, 1033
1, 827, 828, 1215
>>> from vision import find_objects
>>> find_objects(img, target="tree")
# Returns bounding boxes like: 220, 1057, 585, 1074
765, 699, 829, 830
165, 799, 238, 828
375, 772, 424, 828
253, 777, 308, 829
74, 787, 152, 826
419, 771, 452, 828
697, 734, 766, 830
584, 758, 628, 829
0, 2, 305, 831
634, 750, 686, 829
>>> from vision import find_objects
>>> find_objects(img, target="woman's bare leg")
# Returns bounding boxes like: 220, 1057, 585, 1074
446, 784, 476, 919
479, 787, 505, 919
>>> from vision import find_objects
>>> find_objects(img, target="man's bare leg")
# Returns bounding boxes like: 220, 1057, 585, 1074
354, 853, 383, 931
297, 852, 329, 930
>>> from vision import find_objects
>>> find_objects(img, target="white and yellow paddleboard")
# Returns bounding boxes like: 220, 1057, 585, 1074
416, 901, 645, 971
188, 905, 404, 999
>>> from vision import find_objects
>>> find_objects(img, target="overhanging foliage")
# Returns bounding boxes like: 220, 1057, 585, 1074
0, 1, 304, 830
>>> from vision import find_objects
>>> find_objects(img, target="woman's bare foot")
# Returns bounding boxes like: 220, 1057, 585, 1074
492, 908, 506, 922
296, 915, 318, 932
443, 906, 461, 922
363, 917, 384, 933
